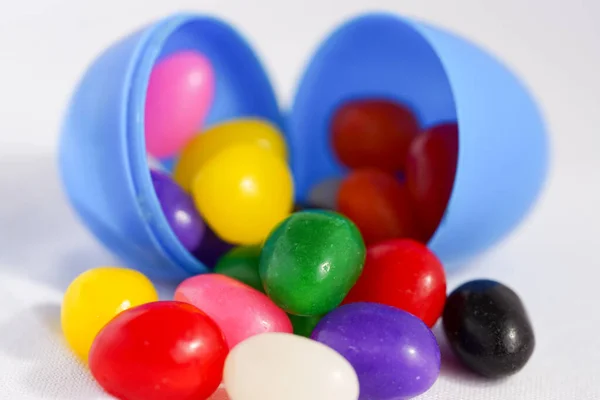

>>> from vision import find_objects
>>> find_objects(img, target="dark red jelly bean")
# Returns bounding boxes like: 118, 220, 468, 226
337, 169, 421, 245
406, 123, 459, 241
330, 99, 420, 173
89, 301, 228, 400
344, 239, 446, 327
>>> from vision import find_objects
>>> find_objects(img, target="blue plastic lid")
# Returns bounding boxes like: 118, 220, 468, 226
59, 12, 548, 279
288, 14, 548, 269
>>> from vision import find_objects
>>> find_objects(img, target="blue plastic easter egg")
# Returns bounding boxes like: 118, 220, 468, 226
59, 14, 282, 279
288, 14, 548, 268
59, 13, 548, 279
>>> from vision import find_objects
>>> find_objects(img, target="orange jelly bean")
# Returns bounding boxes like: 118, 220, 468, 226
330, 99, 420, 173
337, 169, 421, 245
406, 123, 459, 241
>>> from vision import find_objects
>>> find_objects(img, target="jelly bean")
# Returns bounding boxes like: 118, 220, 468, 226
175, 274, 292, 348
223, 332, 360, 400
89, 301, 228, 400
192, 225, 235, 268
192, 144, 294, 245
151, 170, 205, 252
61, 267, 158, 362
307, 177, 342, 210
312, 303, 440, 400
337, 169, 421, 245
344, 239, 446, 327
259, 211, 365, 316
443, 280, 535, 378
214, 245, 264, 292
145, 51, 214, 158
174, 118, 288, 191
406, 123, 459, 241
330, 99, 419, 173
288, 314, 323, 337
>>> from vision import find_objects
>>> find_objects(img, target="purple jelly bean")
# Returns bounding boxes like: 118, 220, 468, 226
312, 302, 440, 400
151, 170, 205, 252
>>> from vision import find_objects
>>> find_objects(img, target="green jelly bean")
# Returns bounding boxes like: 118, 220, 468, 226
288, 314, 324, 337
259, 210, 365, 316
214, 245, 264, 292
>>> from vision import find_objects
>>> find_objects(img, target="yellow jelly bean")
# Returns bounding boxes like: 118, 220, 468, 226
192, 144, 294, 245
174, 118, 288, 192
61, 267, 158, 362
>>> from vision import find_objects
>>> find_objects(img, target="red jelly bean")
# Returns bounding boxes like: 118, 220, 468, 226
344, 239, 446, 327
337, 169, 421, 245
330, 99, 420, 173
406, 123, 459, 241
89, 301, 228, 400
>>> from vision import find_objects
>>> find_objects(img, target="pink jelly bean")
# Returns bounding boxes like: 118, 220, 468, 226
174, 274, 292, 348
145, 51, 215, 158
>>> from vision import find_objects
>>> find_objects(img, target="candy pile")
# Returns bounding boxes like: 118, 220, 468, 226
305, 99, 459, 245
60, 50, 535, 400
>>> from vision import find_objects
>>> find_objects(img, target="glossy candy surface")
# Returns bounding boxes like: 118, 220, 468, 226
223, 332, 360, 400
61, 267, 158, 362
330, 99, 419, 173
312, 303, 440, 400
260, 211, 365, 316
151, 170, 205, 251
337, 169, 420, 244
145, 51, 214, 158
174, 118, 288, 192
406, 123, 459, 241
214, 245, 263, 292
344, 239, 446, 327
443, 279, 535, 378
192, 144, 294, 245
89, 301, 228, 400
175, 274, 292, 348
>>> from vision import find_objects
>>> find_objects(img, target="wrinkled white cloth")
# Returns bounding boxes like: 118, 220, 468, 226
1, 0, 600, 398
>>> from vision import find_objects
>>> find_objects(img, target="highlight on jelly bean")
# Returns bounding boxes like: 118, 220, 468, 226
57, 12, 548, 400
443, 279, 535, 379
259, 211, 366, 316
191, 144, 294, 245
145, 51, 215, 158
344, 238, 447, 328
174, 274, 293, 349
89, 301, 228, 400
151, 170, 206, 252
174, 118, 288, 192
312, 303, 441, 399
61, 267, 158, 362
223, 333, 360, 400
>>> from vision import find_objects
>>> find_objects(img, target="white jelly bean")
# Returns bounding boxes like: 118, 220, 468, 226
223, 332, 359, 400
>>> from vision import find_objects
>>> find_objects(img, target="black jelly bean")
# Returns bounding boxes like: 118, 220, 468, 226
442, 279, 535, 378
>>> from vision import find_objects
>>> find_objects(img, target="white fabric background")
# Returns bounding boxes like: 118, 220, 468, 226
1, 0, 599, 399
